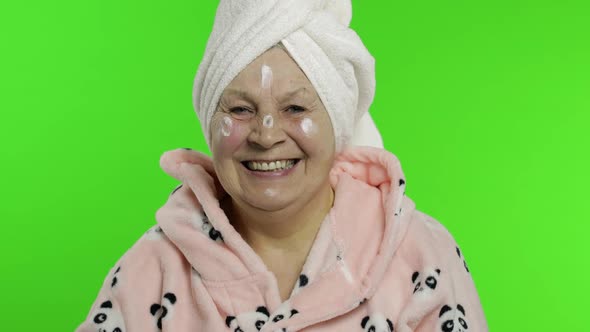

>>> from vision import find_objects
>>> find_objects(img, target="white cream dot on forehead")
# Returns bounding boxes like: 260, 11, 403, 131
262, 114, 274, 128
221, 116, 233, 137
261, 64, 273, 90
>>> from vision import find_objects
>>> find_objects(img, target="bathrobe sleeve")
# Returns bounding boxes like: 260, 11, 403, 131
413, 215, 489, 332
74, 228, 168, 332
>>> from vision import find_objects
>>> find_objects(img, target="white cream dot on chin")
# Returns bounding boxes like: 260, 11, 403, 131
300, 117, 317, 136
262, 114, 274, 128
261, 64, 273, 90
221, 116, 233, 137
264, 188, 277, 197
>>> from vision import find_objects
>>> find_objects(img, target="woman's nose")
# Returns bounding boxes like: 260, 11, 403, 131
247, 113, 286, 149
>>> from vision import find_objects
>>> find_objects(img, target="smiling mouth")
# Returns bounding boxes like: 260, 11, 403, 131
242, 159, 300, 172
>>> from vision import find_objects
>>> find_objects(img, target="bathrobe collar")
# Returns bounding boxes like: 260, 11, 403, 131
155, 146, 415, 331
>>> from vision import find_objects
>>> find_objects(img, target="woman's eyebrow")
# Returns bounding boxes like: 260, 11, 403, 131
222, 88, 254, 103
279, 87, 309, 102
223, 87, 310, 102
283, 87, 306, 98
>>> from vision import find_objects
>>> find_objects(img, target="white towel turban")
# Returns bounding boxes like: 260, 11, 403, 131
192, 0, 382, 151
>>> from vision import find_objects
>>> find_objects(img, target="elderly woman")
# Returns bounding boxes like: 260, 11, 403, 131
76, 1, 487, 331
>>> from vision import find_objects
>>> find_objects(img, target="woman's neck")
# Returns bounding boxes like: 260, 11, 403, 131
223, 181, 335, 255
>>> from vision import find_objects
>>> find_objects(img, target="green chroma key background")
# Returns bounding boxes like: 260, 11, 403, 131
1, 0, 588, 330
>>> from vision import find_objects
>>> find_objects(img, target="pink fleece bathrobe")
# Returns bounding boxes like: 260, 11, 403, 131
75, 146, 487, 332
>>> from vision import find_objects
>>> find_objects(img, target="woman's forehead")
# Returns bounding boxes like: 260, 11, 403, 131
224, 48, 317, 98
222, 86, 313, 103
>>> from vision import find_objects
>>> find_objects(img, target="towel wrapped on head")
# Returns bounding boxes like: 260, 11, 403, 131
192, 0, 382, 151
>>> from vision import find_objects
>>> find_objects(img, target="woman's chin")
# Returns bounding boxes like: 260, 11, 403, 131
242, 193, 295, 213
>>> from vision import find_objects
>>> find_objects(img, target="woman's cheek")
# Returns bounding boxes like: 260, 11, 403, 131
213, 115, 249, 150
298, 117, 319, 137
289, 117, 320, 153
293, 116, 334, 156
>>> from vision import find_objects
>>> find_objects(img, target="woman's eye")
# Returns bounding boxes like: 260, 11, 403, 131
228, 107, 254, 119
286, 105, 305, 113
230, 107, 250, 114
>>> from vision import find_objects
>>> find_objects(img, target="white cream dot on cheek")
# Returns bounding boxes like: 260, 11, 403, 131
262, 114, 274, 128
221, 116, 233, 137
300, 117, 318, 136
261, 64, 273, 90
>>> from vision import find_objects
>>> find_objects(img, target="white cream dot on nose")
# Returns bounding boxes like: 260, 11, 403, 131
263, 115, 274, 128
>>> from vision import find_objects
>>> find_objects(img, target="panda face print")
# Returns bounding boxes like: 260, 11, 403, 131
225, 306, 270, 332
438, 304, 468, 332
150, 292, 177, 330
91, 300, 125, 332
360, 313, 394, 332
412, 268, 441, 294
270, 302, 299, 324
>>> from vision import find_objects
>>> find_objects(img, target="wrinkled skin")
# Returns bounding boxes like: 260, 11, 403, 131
210, 46, 335, 215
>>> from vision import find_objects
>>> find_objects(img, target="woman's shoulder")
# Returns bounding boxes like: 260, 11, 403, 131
401, 208, 468, 264
115, 224, 184, 272
409, 210, 454, 241
75, 225, 190, 332
87, 223, 186, 298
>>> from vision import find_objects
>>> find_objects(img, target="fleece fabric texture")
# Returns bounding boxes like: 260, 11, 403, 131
75, 146, 487, 332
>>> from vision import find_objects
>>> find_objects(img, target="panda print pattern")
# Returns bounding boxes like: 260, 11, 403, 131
168, 182, 224, 243
290, 273, 309, 296
438, 304, 469, 332
170, 184, 183, 196
455, 246, 470, 273
226, 306, 270, 332
394, 178, 406, 217
144, 225, 166, 241
361, 313, 394, 332
186, 210, 224, 243
75, 147, 489, 332
298, 274, 309, 288
168, 183, 224, 243
201, 213, 224, 242
91, 300, 125, 332
270, 302, 299, 324
412, 268, 441, 294
150, 292, 177, 330
110, 266, 121, 288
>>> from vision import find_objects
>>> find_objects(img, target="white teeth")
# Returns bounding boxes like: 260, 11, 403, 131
246, 159, 296, 172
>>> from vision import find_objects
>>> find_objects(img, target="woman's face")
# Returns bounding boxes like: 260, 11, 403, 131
210, 46, 335, 213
